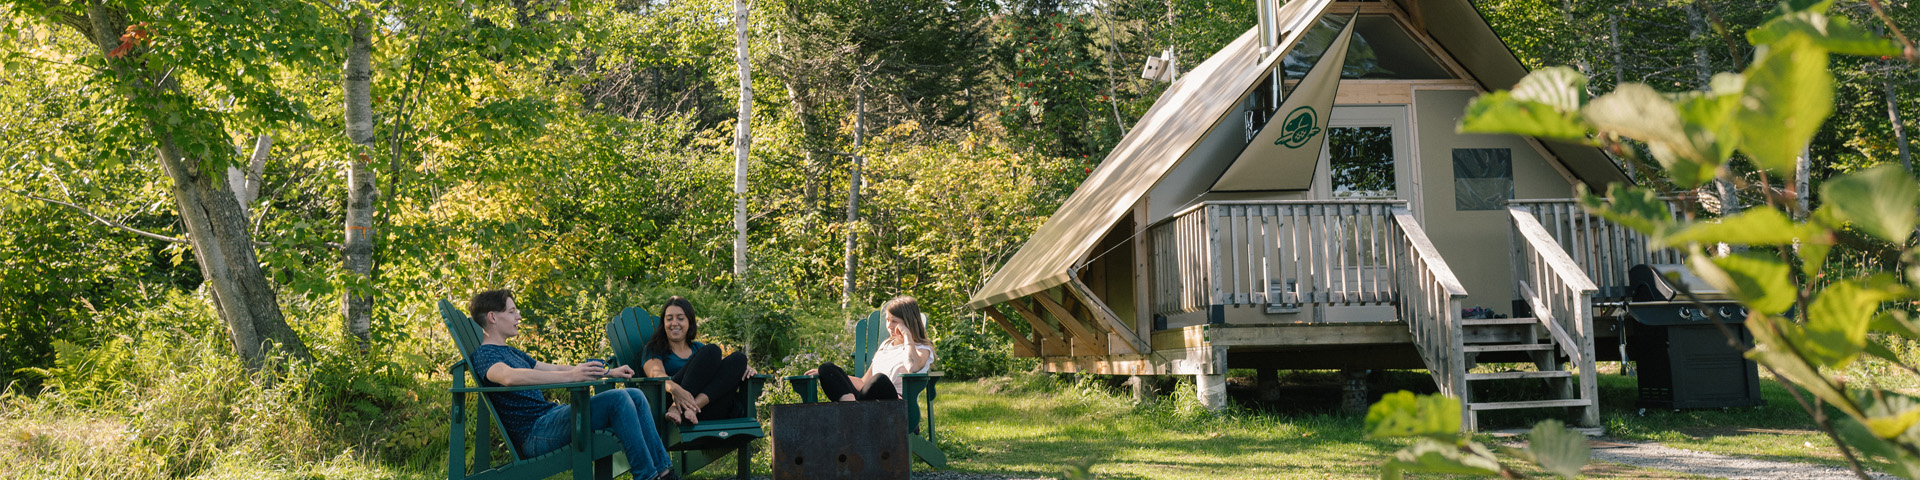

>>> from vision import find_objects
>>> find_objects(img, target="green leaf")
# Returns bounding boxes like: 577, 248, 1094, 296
1749, 9, 1901, 57
1577, 184, 1675, 239
1858, 392, 1920, 439
1584, 83, 1718, 187
1510, 66, 1588, 113
1745, 315, 1863, 418
1662, 209, 1812, 248
1692, 251, 1796, 315
1801, 280, 1879, 368
1459, 91, 1593, 141
1365, 391, 1462, 440
1871, 311, 1920, 337
1836, 416, 1920, 479
1527, 419, 1591, 479
1819, 165, 1919, 245
1799, 239, 1833, 279
1381, 438, 1504, 479
1733, 35, 1832, 177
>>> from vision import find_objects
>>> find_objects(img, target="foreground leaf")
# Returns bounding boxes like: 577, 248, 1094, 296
1836, 416, 1920, 479
1380, 438, 1504, 480
1584, 83, 1717, 187
1819, 165, 1919, 245
1661, 209, 1811, 248
1733, 35, 1832, 176
1366, 391, 1462, 440
1746, 315, 1864, 418
1692, 251, 1796, 315
1527, 419, 1590, 479
1749, 9, 1901, 57
1460, 90, 1593, 141
1801, 280, 1878, 368
1578, 184, 1675, 239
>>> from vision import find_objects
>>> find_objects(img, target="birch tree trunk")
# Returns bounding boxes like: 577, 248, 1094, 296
1891, 78, 1913, 173
1686, 3, 1741, 223
74, 3, 309, 370
733, 0, 752, 278
343, 3, 378, 349
843, 78, 865, 308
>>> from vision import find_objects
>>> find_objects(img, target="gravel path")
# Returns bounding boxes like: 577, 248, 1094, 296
1589, 441, 1897, 480
738, 441, 1896, 479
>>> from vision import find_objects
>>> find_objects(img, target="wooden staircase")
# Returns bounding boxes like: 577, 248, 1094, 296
1457, 316, 1597, 429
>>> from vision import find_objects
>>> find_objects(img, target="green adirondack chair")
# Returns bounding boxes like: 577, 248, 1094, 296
440, 299, 630, 480
785, 310, 947, 469
606, 306, 771, 479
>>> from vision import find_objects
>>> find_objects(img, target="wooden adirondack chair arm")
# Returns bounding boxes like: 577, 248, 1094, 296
447, 379, 611, 394
782, 375, 822, 403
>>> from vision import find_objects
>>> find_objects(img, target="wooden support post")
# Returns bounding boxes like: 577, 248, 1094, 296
1005, 299, 1070, 355
1065, 273, 1150, 355
1032, 292, 1109, 356
1257, 368, 1282, 403
981, 307, 1040, 356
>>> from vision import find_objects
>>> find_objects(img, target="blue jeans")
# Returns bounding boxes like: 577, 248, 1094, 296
520, 388, 672, 478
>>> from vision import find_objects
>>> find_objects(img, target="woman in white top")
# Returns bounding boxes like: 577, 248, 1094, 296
806, 296, 934, 401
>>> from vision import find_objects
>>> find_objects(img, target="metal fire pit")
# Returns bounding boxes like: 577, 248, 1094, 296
771, 401, 909, 480
1624, 264, 1763, 409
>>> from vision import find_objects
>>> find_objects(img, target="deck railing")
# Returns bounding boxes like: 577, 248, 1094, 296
1506, 198, 1690, 300
1392, 207, 1471, 406
1145, 200, 1469, 420
1148, 200, 1405, 315
1507, 207, 1601, 427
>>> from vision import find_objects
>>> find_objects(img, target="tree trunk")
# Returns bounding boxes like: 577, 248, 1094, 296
1891, 77, 1913, 173
843, 78, 865, 309
343, 5, 378, 349
1687, 3, 1741, 224
76, 4, 309, 370
227, 134, 270, 221
733, 0, 752, 278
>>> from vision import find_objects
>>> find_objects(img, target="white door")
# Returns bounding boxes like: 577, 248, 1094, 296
1305, 106, 1411, 320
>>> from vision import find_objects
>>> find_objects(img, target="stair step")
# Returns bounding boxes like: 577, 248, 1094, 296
1468, 399, 1593, 411
1463, 317, 1538, 326
1466, 370, 1572, 381
1464, 344, 1558, 353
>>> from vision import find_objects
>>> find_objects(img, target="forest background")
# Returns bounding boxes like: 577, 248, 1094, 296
0, 0, 1914, 477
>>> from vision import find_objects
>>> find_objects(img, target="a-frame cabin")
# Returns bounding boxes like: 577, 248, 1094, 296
967, 0, 1665, 431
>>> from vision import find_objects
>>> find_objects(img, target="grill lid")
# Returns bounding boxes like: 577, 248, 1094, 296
1629, 264, 1731, 302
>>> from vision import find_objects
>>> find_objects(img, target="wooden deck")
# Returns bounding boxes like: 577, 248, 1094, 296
986, 198, 1671, 430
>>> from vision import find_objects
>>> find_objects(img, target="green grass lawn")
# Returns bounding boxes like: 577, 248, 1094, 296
3, 367, 1871, 479
914, 369, 1864, 480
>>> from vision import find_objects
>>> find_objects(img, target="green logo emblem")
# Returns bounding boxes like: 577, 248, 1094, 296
1273, 106, 1321, 148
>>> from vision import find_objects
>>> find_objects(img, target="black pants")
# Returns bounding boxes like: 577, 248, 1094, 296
816, 362, 898, 401
672, 344, 749, 420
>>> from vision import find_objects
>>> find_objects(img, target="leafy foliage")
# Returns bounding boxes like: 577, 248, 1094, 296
1366, 391, 1590, 479
1465, 1, 1920, 477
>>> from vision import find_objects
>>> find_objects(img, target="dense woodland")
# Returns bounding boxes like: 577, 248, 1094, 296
0, 0, 1914, 476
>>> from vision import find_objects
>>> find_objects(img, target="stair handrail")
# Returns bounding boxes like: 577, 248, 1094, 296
1507, 206, 1601, 427
1388, 207, 1470, 412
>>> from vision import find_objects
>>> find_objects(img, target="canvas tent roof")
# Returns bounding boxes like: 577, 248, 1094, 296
965, 0, 1340, 309
965, 0, 1630, 310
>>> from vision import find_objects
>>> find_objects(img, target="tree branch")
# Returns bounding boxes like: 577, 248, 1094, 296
6, 188, 187, 244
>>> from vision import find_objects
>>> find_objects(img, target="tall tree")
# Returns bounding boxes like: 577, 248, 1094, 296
733, 0, 753, 278
15, 0, 322, 369
342, 0, 377, 349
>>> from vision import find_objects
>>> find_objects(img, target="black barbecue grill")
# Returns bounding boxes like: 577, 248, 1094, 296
1624, 264, 1764, 409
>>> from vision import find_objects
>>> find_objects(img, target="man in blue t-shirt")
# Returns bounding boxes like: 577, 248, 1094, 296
468, 288, 678, 480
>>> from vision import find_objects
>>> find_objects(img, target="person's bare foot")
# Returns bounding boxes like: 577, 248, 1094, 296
680, 403, 700, 425
664, 404, 684, 424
